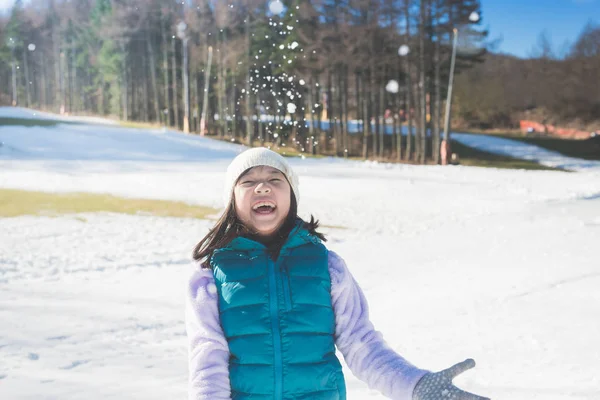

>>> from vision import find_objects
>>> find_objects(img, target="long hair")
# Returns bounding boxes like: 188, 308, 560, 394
192, 192, 325, 268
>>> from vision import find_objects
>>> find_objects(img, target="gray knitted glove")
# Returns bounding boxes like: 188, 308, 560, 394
412, 359, 490, 400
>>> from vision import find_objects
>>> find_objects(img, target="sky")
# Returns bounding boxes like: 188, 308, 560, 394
0, 0, 598, 59
0, 0, 15, 13
481, 0, 599, 57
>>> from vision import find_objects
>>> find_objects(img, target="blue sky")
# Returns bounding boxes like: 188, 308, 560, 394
1, 0, 598, 58
481, 0, 599, 57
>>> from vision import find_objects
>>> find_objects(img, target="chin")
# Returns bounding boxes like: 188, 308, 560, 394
254, 220, 284, 236
255, 225, 278, 236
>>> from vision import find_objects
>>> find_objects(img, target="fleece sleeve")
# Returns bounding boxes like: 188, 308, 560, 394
329, 251, 429, 400
185, 264, 231, 400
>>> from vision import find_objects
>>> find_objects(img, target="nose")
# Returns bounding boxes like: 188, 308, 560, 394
255, 181, 271, 194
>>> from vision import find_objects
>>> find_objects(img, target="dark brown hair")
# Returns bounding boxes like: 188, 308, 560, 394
192, 191, 325, 268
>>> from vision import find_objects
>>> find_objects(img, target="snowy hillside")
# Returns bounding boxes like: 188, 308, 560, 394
1, 107, 599, 399
452, 133, 600, 172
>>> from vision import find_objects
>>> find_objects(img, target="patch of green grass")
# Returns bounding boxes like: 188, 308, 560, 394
0, 117, 83, 127
450, 140, 564, 171
0, 189, 219, 219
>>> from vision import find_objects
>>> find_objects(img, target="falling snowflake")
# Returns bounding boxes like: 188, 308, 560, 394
268, 1, 285, 14
385, 80, 399, 94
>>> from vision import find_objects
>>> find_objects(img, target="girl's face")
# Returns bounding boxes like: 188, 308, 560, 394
234, 166, 291, 237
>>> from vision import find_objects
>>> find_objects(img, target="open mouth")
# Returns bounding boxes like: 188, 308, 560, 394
252, 201, 277, 215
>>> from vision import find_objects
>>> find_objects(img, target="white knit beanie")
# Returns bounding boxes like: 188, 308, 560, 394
223, 147, 300, 207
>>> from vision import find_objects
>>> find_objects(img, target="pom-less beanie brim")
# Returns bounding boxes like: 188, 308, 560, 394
223, 147, 300, 207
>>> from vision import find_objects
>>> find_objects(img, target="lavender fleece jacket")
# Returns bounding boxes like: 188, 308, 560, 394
185, 250, 429, 400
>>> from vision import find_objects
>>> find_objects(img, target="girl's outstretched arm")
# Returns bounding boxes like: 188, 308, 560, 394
185, 263, 231, 400
329, 251, 429, 400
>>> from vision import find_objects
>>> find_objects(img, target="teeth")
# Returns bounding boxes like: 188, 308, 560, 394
252, 202, 275, 210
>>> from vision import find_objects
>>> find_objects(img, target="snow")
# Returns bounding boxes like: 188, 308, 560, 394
452, 133, 600, 172
0, 106, 119, 126
1, 106, 600, 399
268, 0, 285, 15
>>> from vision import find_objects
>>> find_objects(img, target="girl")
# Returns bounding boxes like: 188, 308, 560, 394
186, 147, 489, 400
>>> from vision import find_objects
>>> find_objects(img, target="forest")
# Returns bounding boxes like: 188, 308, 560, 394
1, 0, 599, 163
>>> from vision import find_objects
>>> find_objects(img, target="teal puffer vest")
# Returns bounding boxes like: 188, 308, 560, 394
210, 223, 346, 400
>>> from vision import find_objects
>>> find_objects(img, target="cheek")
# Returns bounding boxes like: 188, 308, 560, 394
234, 189, 249, 213
278, 189, 292, 212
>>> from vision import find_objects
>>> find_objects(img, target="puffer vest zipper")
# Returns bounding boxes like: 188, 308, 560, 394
211, 225, 346, 399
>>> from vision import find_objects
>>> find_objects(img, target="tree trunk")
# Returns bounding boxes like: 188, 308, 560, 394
418, 0, 428, 163
121, 45, 128, 121
23, 47, 31, 107
142, 47, 149, 122
370, 65, 377, 159
61, 49, 67, 113
362, 95, 369, 159
337, 66, 345, 157
355, 70, 361, 149
404, 0, 413, 162
414, 78, 422, 161
308, 77, 316, 155
146, 26, 160, 123
200, 44, 213, 136
199, 69, 206, 135
257, 92, 264, 145
80, 56, 85, 112
379, 77, 385, 158
190, 70, 197, 132
433, 1, 441, 164
391, 64, 399, 160
394, 90, 400, 160
327, 69, 335, 154
182, 36, 190, 133
162, 18, 171, 126
315, 80, 323, 153
218, 38, 225, 138
40, 50, 47, 109
171, 35, 179, 129
343, 65, 349, 157
71, 45, 77, 112
245, 17, 253, 146
231, 82, 237, 138
54, 33, 63, 113
130, 57, 136, 119
360, 73, 368, 159
64, 48, 70, 113
120, 73, 126, 120
222, 30, 228, 137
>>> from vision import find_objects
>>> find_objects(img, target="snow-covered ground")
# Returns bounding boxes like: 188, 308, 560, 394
1, 106, 599, 399
0, 106, 119, 126
452, 133, 600, 172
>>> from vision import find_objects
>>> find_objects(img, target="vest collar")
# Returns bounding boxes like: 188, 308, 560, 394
220, 219, 320, 253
